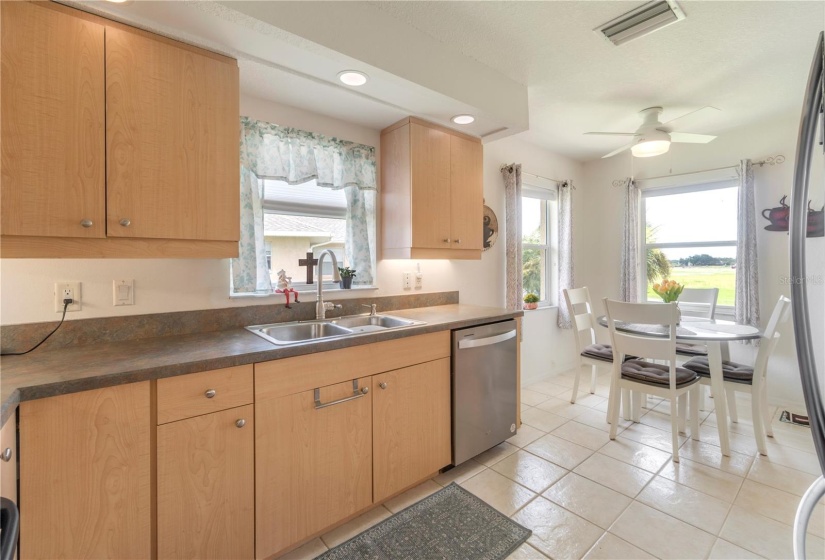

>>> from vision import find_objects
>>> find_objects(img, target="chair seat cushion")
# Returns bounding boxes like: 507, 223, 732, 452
621, 359, 699, 388
581, 343, 615, 362
681, 357, 754, 383
676, 342, 708, 356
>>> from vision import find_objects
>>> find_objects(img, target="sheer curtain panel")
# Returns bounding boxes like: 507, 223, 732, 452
620, 178, 641, 302
502, 164, 523, 311
736, 159, 760, 333
558, 181, 574, 328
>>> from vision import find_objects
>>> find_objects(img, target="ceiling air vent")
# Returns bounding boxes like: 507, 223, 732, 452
596, 0, 685, 46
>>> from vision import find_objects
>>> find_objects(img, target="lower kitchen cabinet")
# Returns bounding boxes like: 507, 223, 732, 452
18, 383, 151, 560
157, 405, 254, 560
373, 358, 451, 502
256, 377, 374, 558
0, 413, 16, 504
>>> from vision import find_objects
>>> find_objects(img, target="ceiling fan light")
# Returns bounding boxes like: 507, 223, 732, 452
631, 140, 671, 158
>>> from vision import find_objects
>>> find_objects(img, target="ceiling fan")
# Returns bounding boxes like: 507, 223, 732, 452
586, 106, 720, 159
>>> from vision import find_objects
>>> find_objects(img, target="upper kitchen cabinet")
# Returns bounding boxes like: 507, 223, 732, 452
381, 118, 483, 260
0, 1, 240, 258
106, 28, 239, 242
0, 0, 105, 239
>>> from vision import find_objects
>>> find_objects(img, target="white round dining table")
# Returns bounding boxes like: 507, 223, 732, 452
595, 315, 763, 457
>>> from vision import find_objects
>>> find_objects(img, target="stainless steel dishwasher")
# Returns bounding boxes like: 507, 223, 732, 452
452, 319, 518, 465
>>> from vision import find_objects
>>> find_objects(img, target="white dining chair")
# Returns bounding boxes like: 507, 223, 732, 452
604, 298, 701, 463
675, 287, 719, 356
682, 295, 791, 455
563, 288, 630, 421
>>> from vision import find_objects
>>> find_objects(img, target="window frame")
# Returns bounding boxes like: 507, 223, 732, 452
522, 179, 559, 308
640, 181, 738, 313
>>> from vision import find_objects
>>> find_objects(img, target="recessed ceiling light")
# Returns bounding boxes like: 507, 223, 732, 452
337, 71, 368, 87
451, 115, 475, 125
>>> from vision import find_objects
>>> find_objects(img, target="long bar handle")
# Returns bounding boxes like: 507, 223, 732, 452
314, 379, 368, 409
789, 32, 825, 487
458, 329, 516, 349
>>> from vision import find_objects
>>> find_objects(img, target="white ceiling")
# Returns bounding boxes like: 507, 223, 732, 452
369, 0, 825, 161
68, 1, 823, 162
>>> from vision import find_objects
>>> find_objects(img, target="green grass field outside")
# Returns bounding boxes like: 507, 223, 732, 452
646, 266, 736, 306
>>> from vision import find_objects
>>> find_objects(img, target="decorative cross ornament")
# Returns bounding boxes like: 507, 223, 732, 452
298, 252, 319, 284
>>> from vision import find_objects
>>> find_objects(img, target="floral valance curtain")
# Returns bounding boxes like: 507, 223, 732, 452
232, 117, 378, 294
239, 117, 377, 190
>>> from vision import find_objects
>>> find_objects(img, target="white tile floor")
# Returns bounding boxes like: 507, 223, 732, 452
285, 364, 825, 560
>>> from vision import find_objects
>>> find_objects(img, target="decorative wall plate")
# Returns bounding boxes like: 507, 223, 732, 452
483, 205, 498, 251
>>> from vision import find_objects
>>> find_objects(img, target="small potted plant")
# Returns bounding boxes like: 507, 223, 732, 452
523, 292, 540, 310
338, 267, 356, 289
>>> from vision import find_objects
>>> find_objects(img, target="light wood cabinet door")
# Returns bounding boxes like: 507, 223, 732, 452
0, 1, 105, 239
373, 358, 451, 503
410, 123, 452, 249
0, 416, 16, 504
106, 27, 239, 241
157, 405, 254, 560
449, 135, 484, 251
18, 383, 151, 560
256, 377, 373, 558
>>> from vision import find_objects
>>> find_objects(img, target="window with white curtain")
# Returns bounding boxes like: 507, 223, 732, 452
522, 181, 559, 305
642, 181, 738, 308
231, 117, 378, 295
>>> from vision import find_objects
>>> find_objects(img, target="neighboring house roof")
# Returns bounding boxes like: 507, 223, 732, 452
264, 213, 346, 242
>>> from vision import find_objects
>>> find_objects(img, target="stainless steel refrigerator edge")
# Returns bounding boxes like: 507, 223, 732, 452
451, 320, 518, 466
791, 30, 825, 560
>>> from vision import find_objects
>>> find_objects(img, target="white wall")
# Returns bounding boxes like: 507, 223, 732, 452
0, 93, 583, 385
580, 110, 824, 409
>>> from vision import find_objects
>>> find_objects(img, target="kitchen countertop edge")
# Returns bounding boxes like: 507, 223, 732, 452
1, 305, 523, 426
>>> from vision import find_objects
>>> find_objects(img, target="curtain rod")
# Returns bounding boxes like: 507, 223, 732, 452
520, 170, 575, 189
612, 154, 785, 186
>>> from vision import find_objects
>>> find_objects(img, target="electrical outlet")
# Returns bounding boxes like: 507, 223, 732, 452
402, 271, 412, 290
54, 282, 82, 313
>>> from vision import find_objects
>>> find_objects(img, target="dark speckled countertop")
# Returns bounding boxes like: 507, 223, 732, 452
0, 304, 521, 427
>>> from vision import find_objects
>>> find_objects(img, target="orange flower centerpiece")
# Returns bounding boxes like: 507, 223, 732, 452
652, 279, 684, 303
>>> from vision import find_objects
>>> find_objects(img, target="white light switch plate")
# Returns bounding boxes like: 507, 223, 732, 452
113, 279, 135, 306
54, 282, 81, 313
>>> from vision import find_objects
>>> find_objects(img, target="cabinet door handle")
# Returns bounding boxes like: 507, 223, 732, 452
204, 389, 216, 399
314, 379, 368, 409
443, 238, 451, 243
379, 382, 387, 389
119, 218, 131, 227
235, 419, 246, 428
454, 238, 461, 244
80, 219, 93, 228
1, 448, 11, 462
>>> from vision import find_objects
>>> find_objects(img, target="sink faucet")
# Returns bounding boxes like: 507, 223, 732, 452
316, 249, 342, 320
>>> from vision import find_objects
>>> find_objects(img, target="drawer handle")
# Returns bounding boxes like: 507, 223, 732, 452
235, 419, 246, 428
1, 448, 11, 462
443, 238, 451, 243
80, 219, 93, 228
205, 389, 216, 399
454, 238, 461, 244
379, 382, 387, 390
120, 218, 131, 227
314, 380, 368, 410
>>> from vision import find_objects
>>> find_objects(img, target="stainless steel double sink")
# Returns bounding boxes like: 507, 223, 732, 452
246, 314, 426, 345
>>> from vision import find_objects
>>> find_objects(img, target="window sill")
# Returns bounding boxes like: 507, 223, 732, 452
523, 304, 558, 312
230, 285, 378, 299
